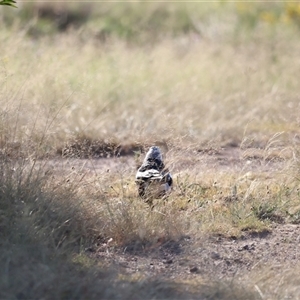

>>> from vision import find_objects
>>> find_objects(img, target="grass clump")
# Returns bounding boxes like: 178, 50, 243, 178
0, 159, 97, 299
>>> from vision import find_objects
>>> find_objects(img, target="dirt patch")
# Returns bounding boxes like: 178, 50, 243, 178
46, 145, 288, 181
87, 224, 300, 281
58, 138, 144, 159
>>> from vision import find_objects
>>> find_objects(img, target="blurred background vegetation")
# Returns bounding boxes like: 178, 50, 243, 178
1, 1, 300, 42
1, 1, 300, 154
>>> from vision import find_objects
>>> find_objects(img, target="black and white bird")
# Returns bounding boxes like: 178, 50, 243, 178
135, 146, 172, 203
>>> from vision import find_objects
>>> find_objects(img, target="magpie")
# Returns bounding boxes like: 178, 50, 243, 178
136, 146, 172, 202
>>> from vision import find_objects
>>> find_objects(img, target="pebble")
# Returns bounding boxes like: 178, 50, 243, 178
211, 251, 221, 260
190, 266, 199, 273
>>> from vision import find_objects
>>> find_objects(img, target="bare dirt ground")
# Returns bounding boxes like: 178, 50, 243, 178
89, 223, 299, 283
46, 146, 299, 282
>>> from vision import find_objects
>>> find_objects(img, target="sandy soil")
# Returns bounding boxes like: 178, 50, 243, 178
89, 223, 299, 282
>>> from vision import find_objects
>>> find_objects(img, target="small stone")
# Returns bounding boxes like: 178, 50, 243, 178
163, 259, 173, 264
238, 243, 255, 251
211, 252, 221, 260
242, 244, 250, 250
190, 266, 199, 273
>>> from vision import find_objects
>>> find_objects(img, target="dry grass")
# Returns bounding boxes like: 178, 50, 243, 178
1, 17, 300, 154
1, 2, 300, 299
